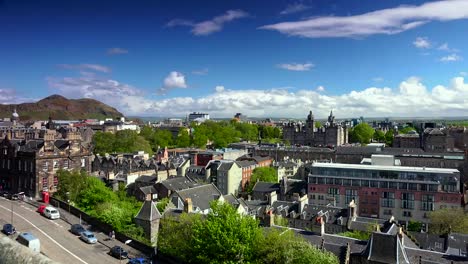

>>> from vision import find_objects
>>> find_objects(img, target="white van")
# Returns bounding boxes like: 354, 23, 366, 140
16, 232, 41, 253
44, 206, 60, 220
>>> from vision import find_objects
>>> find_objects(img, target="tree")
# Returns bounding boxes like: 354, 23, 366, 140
56, 169, 88, 202
429, 208, 468, 234
315, 121, 322, 128
385, 129, 394, 146
407, 221, 423, 232
152, 129, 174, 149
176, 128, 191, 147
399, 126, 417, 134
349, 123, 374, 144
191, 201, 262, 263
255, 229, 339, 264
92, 131, 115, 155
246, 167, 278, 193
373, 130, 385, 142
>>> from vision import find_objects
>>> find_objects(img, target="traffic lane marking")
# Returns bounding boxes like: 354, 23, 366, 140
0, 204, 89, 264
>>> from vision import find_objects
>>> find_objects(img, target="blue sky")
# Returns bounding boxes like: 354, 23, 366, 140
1, 0, 468, 118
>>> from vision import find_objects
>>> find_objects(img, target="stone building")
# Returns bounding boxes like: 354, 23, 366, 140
392, 130, 420, 148
422, 128, 455, 152
0, 127, 93, 198
282, 110, 348, 147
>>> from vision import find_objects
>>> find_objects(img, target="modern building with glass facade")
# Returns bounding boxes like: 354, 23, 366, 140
308, 157, 461, 228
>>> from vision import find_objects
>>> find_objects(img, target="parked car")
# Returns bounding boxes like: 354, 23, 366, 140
128, 258, 152, 264
37, 204, 47, 215
5, 193, 18, 200
110, 246, 128, 259
2, 223, 16, 235
43, 206, 60, 220
80, 231, 97, 244
70, 224, 86, 236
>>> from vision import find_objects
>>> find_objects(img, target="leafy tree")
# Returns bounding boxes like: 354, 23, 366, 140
399, 126, 417, 134
255, 228, 338, 264
385, 129, 394, 146
92, 131, 116, 155
373, 130, 385, 142
56, 169, 88, 202
349, 123, 374, 144
315, 121, 322, 128
407, 221, 423, 232
429, 208, 468, 234
246, 167, 278, 193
156, 197, 170, 213
191, 201, 263, 263
152, 129, 174, 149
176, 128, 191, 147
158, 213, 202, 261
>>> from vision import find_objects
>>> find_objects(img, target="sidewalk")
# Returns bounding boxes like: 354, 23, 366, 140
23, 198, 148, 259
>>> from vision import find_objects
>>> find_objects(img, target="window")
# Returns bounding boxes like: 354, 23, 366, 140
383, 209, 392, 215
53, 176, 58, 187
18, 160, 21, 171
408, 183, 417, 191
403, 211, 412, 217
345, 189, 357, 204
381, 192, 395, 208
401, 193, 414, 209
399, 182, 408, 190
388, 182, 397, 189
53, 160, 58, 169
81, 158, 85, 168
43, 161, 48, 172
343, 179, 351, 186
63, 160, 69, 169
421, 194, 434, 211
328, 188, 340, 204
370, 181, 378, 188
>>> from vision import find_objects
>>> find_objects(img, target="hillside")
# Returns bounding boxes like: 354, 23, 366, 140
0, 95, 124, 121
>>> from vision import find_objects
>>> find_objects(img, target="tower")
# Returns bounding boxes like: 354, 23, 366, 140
134, 199, 162, 247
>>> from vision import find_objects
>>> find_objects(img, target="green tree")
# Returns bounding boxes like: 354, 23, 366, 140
349, 123, 375, 144
247, 167, 278, 193
176, 128, 191, 147
399, 126, 417, 134
373, 130, 385, 142
156, 197, 170, 213
385, 129, 394, 146
429, 208, 468, 234
56, 169, 88, 202
191, 201, 263, 263
152, 129, 174, 149
407, 221, 423, 232
92, 131, 116, 155
338, 230, 371, 240
315, 121, 322, 128
255, 229, 339, 264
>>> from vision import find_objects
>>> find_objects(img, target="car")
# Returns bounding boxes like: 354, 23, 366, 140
43, 206, 60, 220
37, 204, 47, 215
128, 258, 152, 264
110, 246, 128, 259
70, 224, 86, 236
5, 193, 18, 200
2, 223, 16, 235
80, 231, 97, 244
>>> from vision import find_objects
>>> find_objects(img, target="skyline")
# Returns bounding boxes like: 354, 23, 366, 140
1, 0, 468, 118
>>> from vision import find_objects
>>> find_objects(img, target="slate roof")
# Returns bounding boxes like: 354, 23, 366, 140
134, 200, 162, 221
218, 162, 235, 171
160, 177, 196, 191
235, 160, 257, 168
135, 175, 157, 183
139, 185, 156, 195
252, 182, 280, 193
362, 232, 409, 264
283, 179, 307, 196
173, 184, 222, 211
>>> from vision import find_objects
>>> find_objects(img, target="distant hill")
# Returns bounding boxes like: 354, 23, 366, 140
0, 94, 124, 121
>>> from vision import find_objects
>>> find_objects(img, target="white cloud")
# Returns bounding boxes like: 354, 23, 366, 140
46, 74, 468, 118
277, 63, 314, 71
440, 53, 463, 62
107, 47, 129, 55
373, 77, 384, 82
192, 68, 209, 75
260, 0, 468, 38
316, 86, 325, 92
157, 71, 188, 95
0, 88, 36, 104
280, 3, 311, 15
438, 43, 459, 53
167, 10, 248, 36
215, 86, 225, 92
413, 37, 431, 49
58, 64, 111, 73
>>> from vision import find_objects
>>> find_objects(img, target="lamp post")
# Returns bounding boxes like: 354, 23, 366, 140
120, 239, 132, 264
11, 199, 13, 225
66, 191, 70, 213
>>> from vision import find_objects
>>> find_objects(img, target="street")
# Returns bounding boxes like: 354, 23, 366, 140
0, 196, 136, 264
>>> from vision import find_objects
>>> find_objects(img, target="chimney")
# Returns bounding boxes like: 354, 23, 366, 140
268, 191, 277, 206
298, 194, 307, 215
184, 198, 193, 213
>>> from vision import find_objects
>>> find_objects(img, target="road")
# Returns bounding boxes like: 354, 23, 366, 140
0, 196, 127, 264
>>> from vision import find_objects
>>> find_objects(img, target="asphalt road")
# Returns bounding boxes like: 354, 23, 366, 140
0, 196, 127, 264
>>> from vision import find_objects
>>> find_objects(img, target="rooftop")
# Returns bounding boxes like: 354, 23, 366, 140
312, 162, 459, 174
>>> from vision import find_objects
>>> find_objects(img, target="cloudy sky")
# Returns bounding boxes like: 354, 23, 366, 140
1, 0, 468, 118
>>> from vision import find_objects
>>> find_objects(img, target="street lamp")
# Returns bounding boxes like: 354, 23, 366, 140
66, 191, 70, 213
120, 240, 132, 264
10, 199, 13, 225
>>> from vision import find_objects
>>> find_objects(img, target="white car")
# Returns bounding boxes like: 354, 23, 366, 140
43, 206, 60, 220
